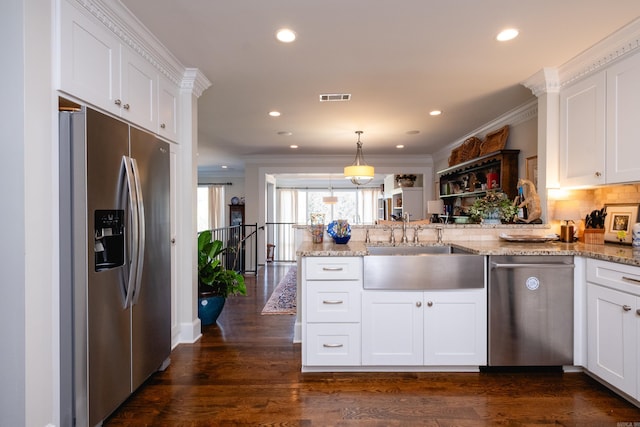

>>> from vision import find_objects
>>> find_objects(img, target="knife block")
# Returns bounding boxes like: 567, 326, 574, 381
582, 228, 605, 245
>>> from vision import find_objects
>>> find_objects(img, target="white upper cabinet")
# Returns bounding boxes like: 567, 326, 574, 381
158, 75, 179, 141
606, 52, 640, 184
58, 0, 121, 117
120, 48, 157, 131
559, 72, 606, 187
57, 0, 181, 141
559, 51, 640, 187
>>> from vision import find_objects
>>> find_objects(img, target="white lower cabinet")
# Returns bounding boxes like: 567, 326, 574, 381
362, 289, 487, 366
302, 257, 362, 367
362, 291, 424, 365
586, 259, 640, 402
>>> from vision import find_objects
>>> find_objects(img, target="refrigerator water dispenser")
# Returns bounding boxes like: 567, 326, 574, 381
94, 210, 124, 271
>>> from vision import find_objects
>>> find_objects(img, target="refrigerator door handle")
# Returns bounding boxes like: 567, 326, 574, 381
122, 155, 139, 309
130, 157, 145, 305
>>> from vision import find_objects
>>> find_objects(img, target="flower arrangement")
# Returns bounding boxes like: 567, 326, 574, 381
468, 191, 517, 223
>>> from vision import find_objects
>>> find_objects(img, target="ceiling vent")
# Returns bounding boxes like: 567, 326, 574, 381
319, 93, 351, 102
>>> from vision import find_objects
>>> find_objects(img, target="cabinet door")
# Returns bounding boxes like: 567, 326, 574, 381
362, 292, 423, 365
606, 52, 640, 184
424, 290, 487, 366
58, 0, 121, 116
559, 72, 606, 187
158, 75, 179, 141
587, 283, 636, 396
121, 48, 157, 132
400, 188, 424, 221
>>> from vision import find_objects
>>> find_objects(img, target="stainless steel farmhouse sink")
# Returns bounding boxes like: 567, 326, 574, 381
364, 245, 485, 290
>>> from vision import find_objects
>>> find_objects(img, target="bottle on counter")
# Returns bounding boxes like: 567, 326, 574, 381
515, 186, 528, 221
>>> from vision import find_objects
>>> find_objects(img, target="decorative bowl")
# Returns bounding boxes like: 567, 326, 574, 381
333, 235, 351, 244
327, 220, 351, 238
397, 179, 415, 187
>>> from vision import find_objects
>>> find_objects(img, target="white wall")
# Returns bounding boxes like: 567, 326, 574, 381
1, 0, 57, 426
0, 1, 27, 425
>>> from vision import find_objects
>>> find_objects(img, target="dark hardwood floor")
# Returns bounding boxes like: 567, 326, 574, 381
106, 263, 640, 426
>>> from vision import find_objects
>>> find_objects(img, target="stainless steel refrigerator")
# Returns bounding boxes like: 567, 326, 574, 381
59, 106, 171, 426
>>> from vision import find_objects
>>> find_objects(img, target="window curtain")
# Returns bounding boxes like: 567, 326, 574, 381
275, 189, 299, 261
208, 185, 225, 229
358, 188, 381, 224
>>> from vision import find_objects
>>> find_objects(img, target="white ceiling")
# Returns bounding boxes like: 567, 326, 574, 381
121, 0, 640, 180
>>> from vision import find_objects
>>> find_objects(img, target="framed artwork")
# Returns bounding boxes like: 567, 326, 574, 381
525, 155, 538, 189
604, 203, 640, 244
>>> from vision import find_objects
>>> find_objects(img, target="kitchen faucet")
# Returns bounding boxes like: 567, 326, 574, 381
401, 213, 410, 243
435, 225, 444, 244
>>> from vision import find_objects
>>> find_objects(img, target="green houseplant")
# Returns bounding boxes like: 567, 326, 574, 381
197, 230, 246, 325
468, 191, 517, 224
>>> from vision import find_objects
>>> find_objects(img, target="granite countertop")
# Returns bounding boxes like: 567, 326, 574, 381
296, 240, 640, 267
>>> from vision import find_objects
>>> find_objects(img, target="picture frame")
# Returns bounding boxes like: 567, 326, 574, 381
525, 155, 538, 189
603, 203, 640, 244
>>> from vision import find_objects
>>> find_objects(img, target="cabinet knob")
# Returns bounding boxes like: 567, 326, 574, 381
123, 103, 130, 110
114, 99, 122, 106
416, 301, 422, 308
171, 238, 176, 244
160, 123, 166, 129
623, 305, 632, 311
636, 309, 640, 316
594, 171, 602, 178
427, 301, 433, 307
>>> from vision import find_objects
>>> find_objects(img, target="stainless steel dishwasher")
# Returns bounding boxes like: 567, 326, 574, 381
488, 255, 574, 366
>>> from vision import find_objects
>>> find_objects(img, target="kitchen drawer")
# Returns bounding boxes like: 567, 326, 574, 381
305, 281, 361, 323
305, 257, 362, 281
305, 323, 361, 366
587, 259, 640, 295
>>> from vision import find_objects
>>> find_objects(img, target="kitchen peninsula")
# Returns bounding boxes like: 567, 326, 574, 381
295, 223, 640, 408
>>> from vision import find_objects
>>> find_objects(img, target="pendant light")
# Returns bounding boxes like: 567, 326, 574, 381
344, 131, 374, 185
323, 174, 338, 204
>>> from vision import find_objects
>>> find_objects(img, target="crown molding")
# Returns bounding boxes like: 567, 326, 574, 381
522, 17, 640, 95
67, 0, 211, 89
521, 68, 560, 97
182, 68, 212, 98
434, 98, 538, 162
558, 17, 640, 87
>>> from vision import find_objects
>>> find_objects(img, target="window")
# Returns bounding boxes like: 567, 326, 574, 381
197, 185, 225, 232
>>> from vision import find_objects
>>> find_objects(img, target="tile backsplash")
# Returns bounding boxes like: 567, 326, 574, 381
549, 183, 640, 236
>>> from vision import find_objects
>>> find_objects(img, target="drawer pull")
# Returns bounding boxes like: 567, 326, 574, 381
623, 305, 632, 312
622, 276, 640, 284
323, 343, 344, 348
322, 267, 344, 271
322, 300, 344, 305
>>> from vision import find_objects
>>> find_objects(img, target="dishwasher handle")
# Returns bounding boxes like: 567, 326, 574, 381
491, 262, 575, 270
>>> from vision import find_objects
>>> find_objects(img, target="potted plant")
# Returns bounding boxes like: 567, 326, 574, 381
197, 230, 246, 325
468, 191, 517, 224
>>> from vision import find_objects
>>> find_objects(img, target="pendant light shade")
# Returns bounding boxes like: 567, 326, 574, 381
322, 196, 338, 204
344, 131, 374, 185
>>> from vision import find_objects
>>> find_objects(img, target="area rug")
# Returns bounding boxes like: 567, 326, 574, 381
261, 266, 297, 315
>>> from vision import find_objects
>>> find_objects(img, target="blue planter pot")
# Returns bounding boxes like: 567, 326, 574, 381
198, 294, 226, 326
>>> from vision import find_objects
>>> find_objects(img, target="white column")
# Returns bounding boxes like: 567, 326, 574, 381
522, 67, 560, 222
177, 68, 211, 343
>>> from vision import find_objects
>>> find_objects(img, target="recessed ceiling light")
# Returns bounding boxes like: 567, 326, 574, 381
497, 28, 519, 42
276, 28, 296, 43
277, 131, 292, 136
429, 110, 442, 116
396, 144, 405, 149
221, 165, 228, 169
269, 111, 281, 117
290, 145, 298, 149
